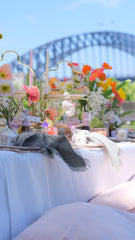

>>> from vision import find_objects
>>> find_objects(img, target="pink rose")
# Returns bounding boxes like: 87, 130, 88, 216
23, 85, 40, 106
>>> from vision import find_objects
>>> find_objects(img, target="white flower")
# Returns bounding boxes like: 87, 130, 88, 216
104, 111, 121, 125
62, 80, 74, 91
89, 88, 108, 118
63, 90, 70, 99
72, 74, 83, 83
54, 80, 61, 89
72, 65, 82, 72
62, 100, 75, 116
0, 79, 15, 97
0, 97, 9, 108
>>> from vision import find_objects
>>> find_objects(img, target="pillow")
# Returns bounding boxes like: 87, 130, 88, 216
13, 202, 135, 240
90, 179, 135, 212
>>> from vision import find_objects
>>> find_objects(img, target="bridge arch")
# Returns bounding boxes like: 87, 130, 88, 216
10, 31, 135, 80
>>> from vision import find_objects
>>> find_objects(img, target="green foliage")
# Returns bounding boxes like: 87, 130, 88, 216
122, 79, 135, 101
90, 117, 105, 128
131, 121, 135, 130
112, 78, 135, 101
22, 100, 29, 109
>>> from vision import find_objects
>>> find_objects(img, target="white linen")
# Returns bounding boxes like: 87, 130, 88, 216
14, 202, 135, 240
1, 142, 135, 239
89, 132, 120, 168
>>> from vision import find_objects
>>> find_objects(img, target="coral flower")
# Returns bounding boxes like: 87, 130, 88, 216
23, 85, 40, 106
89, 68, 104, 81
82, 65, 91, 75
45, 107, 58, 121
114, 92, 125, 106
68, 62, 79, 67
102, 62, 112, 70
47, 126, 56, 135
0, 64, 12, 80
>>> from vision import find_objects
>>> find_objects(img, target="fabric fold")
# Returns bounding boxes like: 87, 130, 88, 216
89, 132, 120, 168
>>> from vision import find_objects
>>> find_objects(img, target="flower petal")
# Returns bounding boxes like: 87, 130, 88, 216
0, 64, 12, 80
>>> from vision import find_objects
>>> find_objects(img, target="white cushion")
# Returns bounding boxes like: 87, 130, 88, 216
14, 202, 135, 240
90, 179, 135, 212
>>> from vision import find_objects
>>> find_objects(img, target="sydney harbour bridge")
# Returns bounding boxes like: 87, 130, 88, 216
10, 31, 135, 81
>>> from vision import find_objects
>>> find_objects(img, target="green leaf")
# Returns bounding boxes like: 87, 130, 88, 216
119, 110, 135, 118
90, 117, 105, 128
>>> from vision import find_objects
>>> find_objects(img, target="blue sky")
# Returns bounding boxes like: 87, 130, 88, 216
0, 0, 134, 61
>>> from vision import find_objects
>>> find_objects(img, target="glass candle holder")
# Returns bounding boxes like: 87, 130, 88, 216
91, 128, 107, 137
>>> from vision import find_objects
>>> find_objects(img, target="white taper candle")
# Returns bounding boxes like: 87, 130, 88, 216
29, 50, 33, 87
44, 50, 49, 94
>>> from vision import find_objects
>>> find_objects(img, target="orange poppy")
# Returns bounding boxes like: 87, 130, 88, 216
48, 126, 56, 135
82, 65, 91, 75
99, 73, 106, 81
102, 62, 112, 70
110, 81, 117, 90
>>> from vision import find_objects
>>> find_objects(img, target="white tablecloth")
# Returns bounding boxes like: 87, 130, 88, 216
1, 142, 135, 240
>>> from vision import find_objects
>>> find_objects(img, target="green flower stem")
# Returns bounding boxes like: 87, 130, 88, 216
33, 102, 35, 116
86, 76, 90, 112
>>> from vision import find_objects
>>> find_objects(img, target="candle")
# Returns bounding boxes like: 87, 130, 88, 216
44, 50, 49, 94
91, 128, 107, 137
29, 50, 33, 87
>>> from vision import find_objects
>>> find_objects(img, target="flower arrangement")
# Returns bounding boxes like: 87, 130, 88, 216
41, 60, 131, 132
66, 62, 129, 128
41, 91, 76, 134
0, 49, 77, 135
0, 63, 40, 127
0, 37, 131, 135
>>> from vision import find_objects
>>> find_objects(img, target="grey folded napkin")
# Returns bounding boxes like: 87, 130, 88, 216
15, 132, 88, 171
